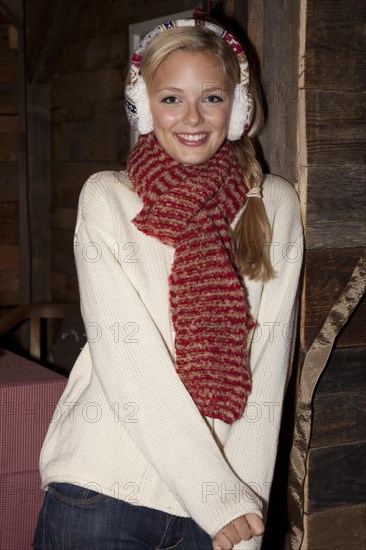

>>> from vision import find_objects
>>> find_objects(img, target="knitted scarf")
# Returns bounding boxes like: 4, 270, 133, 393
127, 132, 255, 423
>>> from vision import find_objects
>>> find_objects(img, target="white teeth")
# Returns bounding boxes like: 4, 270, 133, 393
177, 133, 207, 142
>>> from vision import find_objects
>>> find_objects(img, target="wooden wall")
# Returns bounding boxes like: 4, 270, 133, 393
0, 0, 196, 312
300, 1, 366, 548
0, 14, 19, 310
247, 1, 365, 549
49, 0, 196, 303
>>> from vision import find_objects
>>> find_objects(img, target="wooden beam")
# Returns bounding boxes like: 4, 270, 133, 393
17, 7, 31, 307
260, 1, 301, 183
247, 0, 263, 68
0, 0, 23, 28
17, 0, 51, 307
26, 82, 51, 303
25, 0, 84, 84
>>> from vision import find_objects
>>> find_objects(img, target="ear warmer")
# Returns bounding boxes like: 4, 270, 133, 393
124, 19, 254, 141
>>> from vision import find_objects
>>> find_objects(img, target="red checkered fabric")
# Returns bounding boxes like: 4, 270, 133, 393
0, 348, 67, 549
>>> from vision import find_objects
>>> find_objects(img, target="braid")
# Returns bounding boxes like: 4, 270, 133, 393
232, 136, 275, 282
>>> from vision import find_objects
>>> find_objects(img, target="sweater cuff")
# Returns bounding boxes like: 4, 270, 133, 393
200, 480, 263, 538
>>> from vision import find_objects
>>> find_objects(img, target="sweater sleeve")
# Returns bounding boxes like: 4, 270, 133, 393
73, 176, 263, 538
224, 179, 304, 550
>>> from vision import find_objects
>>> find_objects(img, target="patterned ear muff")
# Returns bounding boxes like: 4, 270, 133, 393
124, 19, 254, 141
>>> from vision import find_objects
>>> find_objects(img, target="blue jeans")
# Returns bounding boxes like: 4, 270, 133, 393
32, 482, 213, 549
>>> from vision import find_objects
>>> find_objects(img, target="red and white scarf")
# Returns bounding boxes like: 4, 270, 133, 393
127, 132, 254, 423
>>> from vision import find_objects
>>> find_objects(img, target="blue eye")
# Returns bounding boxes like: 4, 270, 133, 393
162, 96, 178, 104
205, 95, 223, 103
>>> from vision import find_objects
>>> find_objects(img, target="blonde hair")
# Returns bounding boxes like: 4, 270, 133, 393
135, 27, 274, 282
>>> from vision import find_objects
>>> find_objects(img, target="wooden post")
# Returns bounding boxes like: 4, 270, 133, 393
25, 81, 51, 303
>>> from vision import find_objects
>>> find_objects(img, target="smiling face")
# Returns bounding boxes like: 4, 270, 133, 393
148, 50, 234, 166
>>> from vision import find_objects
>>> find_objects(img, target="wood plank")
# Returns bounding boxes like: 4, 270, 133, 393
312, 390, 366, 448
52, 119, 127, 162
306, 90, 365, 165
0, 65, 17, 81
311, 346, 366, 448
55, 33, 128, 75
0, 288, 18, 305
51, 162, 124, 207
0, 244, 18, 270
51, 271, 79, 303
247, 0, 264, 68
306, 166, 366, 249
260, 0, 300, 183
51, 99, 123, 125
51, 67, 124, 108
72, 0, 196, 41
0, 269, 18, 290
17, 12, 31, 308
52, 207, 77, 231
0, 130, 18, 160
307, 442, 366, 513
26, 82, 51, 302
0, 23, 18, 57
304, 504, 366, 550
0, 161, 19, 200
313, 347, 365, 395
0, 114, 18, 131
25, 0, 85, 84
52, 229, 75, 278
302, 248, 366, 349
0, 82, 18, 114
305, 0, 365, 92
0, 200, 18, 218
0, 201, 18, 243
0, 0, 23, 27
52, 249, 77, 278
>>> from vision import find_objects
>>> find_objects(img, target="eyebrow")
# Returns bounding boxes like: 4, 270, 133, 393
202, 85, 223, 92
156, 86, 223, 93
156, 87, 182, 93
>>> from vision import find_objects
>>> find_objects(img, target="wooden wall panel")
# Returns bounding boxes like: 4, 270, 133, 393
49, 0, 197, 305
0, 244, 19, 305
0, 82, 18, 113
260, 0, 300, 183
305, 0, 365, 92
299, 2, 366, 547
52, 119, 127, 163
306, 442, 366, 512
56, 33, 129, 75
0, 162, 19, 201
311, 347, 366, 447
51, 271, 79, 303
303, 248, 366, 349
303, 504, 366, 550
26, 83, 52, 302
51, 162, 121, 207
0, 202, 18, 242
52, 229, 76, 278
306, 91, 365, 166
0, 18, 19, 308
51, 68, 123, 108
306, 166, 366, 249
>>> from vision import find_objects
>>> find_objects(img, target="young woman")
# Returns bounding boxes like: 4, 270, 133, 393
33, 18, 303, 550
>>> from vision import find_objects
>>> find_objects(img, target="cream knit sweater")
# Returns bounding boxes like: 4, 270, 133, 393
39, 170, 303, 549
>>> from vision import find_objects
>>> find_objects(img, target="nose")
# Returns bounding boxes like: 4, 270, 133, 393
182, 101, 204, 126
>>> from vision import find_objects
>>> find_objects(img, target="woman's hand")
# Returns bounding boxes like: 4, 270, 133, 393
212, 513, 264, 550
